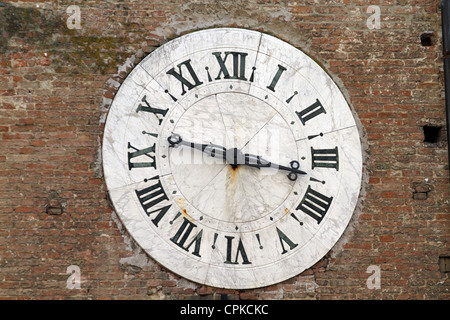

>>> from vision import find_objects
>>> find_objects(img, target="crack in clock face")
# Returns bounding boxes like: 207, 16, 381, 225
167, 92, 298, 225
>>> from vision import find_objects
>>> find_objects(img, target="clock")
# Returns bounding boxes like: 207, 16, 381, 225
102, 28, 363, 289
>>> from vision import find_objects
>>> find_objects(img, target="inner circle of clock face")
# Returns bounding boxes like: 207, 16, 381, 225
102, 28, 363, 289
167, 92, 297, 226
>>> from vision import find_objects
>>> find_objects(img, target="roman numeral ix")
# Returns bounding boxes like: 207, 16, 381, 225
128, 142, 156, 170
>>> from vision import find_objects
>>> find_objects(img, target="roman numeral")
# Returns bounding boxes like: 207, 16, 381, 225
296, 185, 333, 224
296, 98, 326, 125
128, 142, 156, 170
311, 146, 339, 171
170, 217, 203, 257
166, 59, 203, 96
135, 176, 171, 227
212, 51, 248, 81
224, 236, 251, 265
136, 95, 169, 125
267, 64, 287, 92
276, 227, 298, 254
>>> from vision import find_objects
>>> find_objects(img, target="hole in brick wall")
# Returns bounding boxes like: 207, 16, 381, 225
423, 125, 442, 143
45, 190, 63, 215
412, 181, 431, 200
439, 256, 450, 273
420, 33, 433, 46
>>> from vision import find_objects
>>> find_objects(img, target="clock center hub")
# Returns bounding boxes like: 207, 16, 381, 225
226, 147, 244, 169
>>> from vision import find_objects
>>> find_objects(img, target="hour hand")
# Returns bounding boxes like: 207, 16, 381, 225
244, 153, 306, 181
167, 133, 227, 160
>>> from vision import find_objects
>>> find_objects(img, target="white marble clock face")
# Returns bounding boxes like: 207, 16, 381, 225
102, 28, 363, 289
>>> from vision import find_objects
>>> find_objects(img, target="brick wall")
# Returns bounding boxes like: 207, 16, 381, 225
0, 0, 448, 300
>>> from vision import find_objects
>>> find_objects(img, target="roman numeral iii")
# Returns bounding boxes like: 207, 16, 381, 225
311, 146, 339, 171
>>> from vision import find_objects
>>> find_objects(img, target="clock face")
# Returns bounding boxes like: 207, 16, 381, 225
102, 28, 363, 289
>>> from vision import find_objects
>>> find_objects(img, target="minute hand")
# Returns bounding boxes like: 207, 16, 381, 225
167, 133, 227, 160
244, 154, 307, 181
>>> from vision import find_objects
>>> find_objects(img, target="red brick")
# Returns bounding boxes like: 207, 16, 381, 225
379, 235, 395, 242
